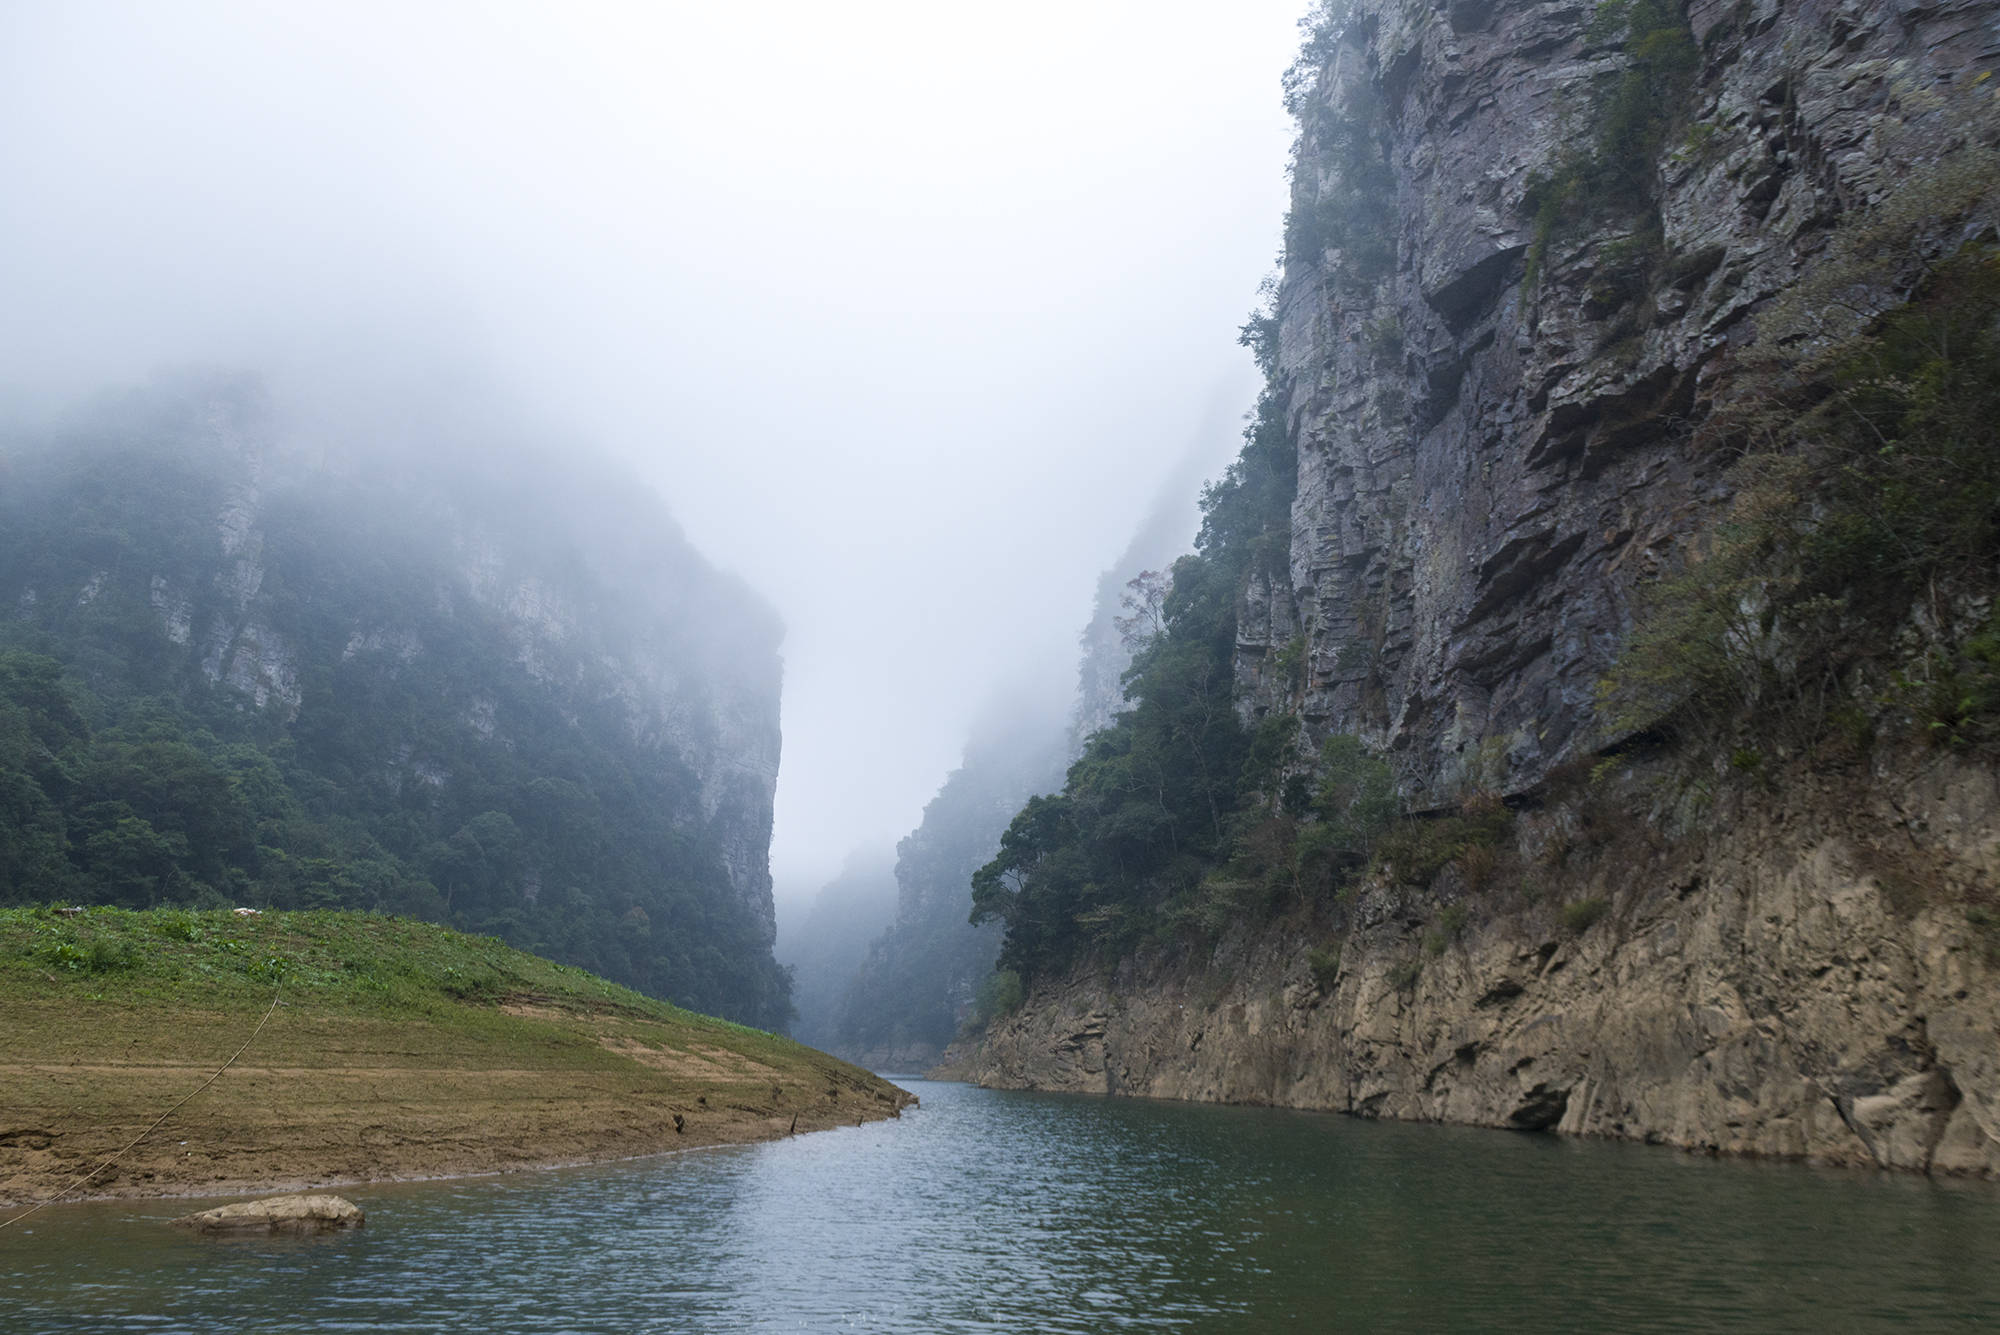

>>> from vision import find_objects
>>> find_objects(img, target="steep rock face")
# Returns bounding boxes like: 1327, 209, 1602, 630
1253, 0, 2000, 803
941, 750, 2000, 1177
946, 0, 2000, 1173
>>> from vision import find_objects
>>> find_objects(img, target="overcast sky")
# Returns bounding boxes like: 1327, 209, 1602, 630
0, 1, 1306, 914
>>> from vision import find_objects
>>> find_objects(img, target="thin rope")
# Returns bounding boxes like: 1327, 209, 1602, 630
0, 983, 285, 1230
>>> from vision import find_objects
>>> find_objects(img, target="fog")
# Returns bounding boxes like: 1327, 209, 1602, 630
0, 1, 1304, 910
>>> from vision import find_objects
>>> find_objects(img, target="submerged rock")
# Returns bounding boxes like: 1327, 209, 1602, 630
173, 1193, 364, 1234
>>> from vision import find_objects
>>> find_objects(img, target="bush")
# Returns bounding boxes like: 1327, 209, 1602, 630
1522, 0, 1696, 285
1388, 958, 1422, 990
1562, 897, 1610, 934
1284, 50, 1398, 283
974, 969, 1024, 1024
33, 929, 139, 975
1456, 843, 1498, 892
1307, 944, 1342, 990
1373, 799, 1512, 887
246, 952, 291, 983
150, 911, 204, 942
1601, 245, 2000, 751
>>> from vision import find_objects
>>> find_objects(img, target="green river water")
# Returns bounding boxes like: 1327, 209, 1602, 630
4, 1078, 1998, 1332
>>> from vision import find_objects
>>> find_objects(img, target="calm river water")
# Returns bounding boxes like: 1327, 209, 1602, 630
5, 1078, 2000, 1333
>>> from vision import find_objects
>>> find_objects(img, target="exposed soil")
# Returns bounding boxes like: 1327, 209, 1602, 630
0, 997, 914, 1206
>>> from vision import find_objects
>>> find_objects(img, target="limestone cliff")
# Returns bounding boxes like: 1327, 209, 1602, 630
1248, 0, 2000, 802
941, 747, 2000, 1176
943, 0, 2000, 1175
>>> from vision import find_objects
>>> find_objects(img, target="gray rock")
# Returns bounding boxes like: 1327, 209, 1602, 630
1248, 0, 2000, 806
942, 754, 2000, 1178
173, 1193, 365, 1234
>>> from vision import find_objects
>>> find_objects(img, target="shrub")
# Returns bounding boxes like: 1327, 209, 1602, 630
34, 930, 138, 975
1373, 799, 1513, 887
1307, 945, 1342, 991
1600, 244, 2000, 751
974, 969, 1024, 1024
1562, 897, 1611, 933
1388, 958, 1423, 990
1312, 737, 1399, 861
245, 952, 291, 983
150, 911, 204, 942
1456, 843, 1498, 892
1284, 56, 1398, 283
1522, 0, 1697, 284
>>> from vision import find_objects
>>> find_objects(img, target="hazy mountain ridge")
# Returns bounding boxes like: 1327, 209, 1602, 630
805, 497, 1205, 1067
776, 848, 900, 1054
830, 723, 1068, 1069
0, 372, 790, 1026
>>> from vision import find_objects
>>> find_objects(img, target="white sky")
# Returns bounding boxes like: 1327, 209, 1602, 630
0, 0, 1306, 912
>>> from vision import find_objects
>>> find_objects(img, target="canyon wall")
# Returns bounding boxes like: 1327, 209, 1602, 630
1242, 0, 1999, 802
942, 748, 2000, 1175
943, 0, 2000, 1174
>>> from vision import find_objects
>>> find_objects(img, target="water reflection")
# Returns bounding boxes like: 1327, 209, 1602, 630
3, 1080, 1998, 1333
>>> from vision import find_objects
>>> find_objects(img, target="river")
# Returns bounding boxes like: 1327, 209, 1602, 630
5, 1078, 1999, 1332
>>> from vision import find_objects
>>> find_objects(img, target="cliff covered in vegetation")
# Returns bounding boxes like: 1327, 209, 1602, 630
0, 374, 791, 1027
946, 0, 2000, 1175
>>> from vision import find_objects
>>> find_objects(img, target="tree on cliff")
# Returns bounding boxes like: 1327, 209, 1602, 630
970, 348, 1297, 981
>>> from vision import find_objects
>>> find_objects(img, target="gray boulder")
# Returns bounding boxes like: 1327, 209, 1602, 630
172, 1193, 364, 1234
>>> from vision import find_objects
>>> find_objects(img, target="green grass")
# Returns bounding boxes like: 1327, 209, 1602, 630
0, 907, 908, 1203
10, 905, 679, 1015
0, 904, 819, 1070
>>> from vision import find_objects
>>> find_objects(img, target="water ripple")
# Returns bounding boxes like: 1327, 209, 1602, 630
5, 1081, 2000, 1333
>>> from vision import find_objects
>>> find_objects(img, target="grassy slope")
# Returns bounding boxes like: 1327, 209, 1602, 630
0, 907, 912, 1204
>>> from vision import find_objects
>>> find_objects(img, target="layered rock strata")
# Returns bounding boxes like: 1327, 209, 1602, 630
1246, 0, 2000, 804
942, 751, 2000, 1176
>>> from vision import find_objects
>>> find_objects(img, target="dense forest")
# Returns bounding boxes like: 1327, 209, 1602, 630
0, 376, 792, 1027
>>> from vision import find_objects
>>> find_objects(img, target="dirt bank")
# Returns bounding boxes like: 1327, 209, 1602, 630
0, 910, 915, 1206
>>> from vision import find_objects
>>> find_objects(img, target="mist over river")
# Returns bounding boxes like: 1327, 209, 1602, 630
7, 1079, 2000, 1333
